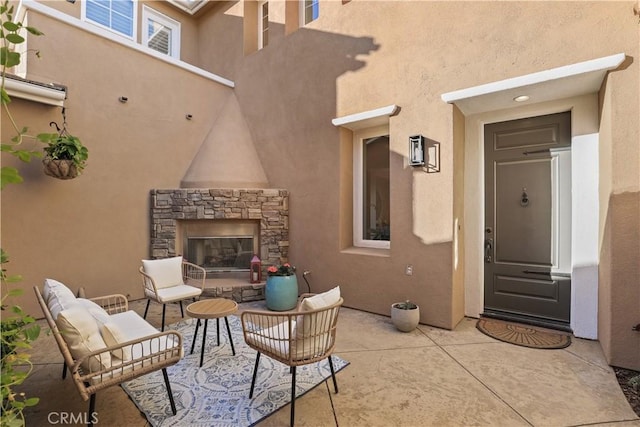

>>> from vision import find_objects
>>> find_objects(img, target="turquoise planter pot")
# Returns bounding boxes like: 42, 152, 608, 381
265, 275, 299, 311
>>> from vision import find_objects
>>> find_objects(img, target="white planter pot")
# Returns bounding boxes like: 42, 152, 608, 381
391, 303, 420, 332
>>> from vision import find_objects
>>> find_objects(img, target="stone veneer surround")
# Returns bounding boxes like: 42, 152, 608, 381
149, 189, 289, 274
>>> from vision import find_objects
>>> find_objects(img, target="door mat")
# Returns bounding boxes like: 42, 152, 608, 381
476, 318, 571, 349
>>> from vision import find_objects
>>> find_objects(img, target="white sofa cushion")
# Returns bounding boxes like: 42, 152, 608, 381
101, 322, 132, 361
142, 256, 184, 289
46, 279, 78, 320
294, 286, 341, 359
56, 306, 111, 372
108, 311, 182, 360
77, 298, 111, 327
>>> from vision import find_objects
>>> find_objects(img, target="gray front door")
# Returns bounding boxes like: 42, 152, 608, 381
484, 112, 572, 328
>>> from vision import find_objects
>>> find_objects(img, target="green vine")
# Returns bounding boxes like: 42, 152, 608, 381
1, 2, 43, 426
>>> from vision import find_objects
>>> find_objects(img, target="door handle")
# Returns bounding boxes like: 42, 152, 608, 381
484, 238, 493, 263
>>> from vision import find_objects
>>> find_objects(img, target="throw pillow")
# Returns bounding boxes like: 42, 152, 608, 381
142, 256, 183, 289
56, 306, 111, 372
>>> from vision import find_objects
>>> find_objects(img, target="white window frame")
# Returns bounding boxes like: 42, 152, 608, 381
82, 0, 137, 40
142, 6, 181, 59
258, 1, 269, 50
353, 125, 391, 249
299, 0, 319, 26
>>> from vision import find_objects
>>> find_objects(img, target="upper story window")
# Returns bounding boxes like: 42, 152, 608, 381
354, 127, 391, 249
142, 7, 181, 58
84, 0, 135, 38
300, 0, 319, 25
258, 1, 269, 49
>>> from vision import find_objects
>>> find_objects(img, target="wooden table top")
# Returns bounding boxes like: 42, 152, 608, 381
186, 298, 238, 319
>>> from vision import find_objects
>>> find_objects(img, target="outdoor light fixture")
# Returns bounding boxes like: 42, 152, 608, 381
119, 96, 128, 103
250, 255, 262, 283
409, 135, 425, 166
186, 114, 193, 120
409, 134, 441, 173
514, 95, 530, 102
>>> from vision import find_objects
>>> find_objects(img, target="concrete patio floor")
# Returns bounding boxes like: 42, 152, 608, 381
21, 298, 640, 426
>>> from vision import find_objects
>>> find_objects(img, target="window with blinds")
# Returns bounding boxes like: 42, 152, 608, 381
142, 7, 181, 59
85, 0, 135, 38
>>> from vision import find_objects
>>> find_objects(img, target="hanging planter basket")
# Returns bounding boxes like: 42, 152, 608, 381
42, 157, 79, 180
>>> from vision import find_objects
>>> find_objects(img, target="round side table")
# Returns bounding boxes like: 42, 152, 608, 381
186, 298, 238, 367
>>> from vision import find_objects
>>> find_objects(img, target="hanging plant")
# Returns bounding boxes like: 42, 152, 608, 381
37, 109, 88, 180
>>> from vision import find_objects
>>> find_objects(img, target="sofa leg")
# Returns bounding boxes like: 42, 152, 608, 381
249, 352, 261, 398
143, 300, 150, 319
162, 368, 177, 415
161, 304, 166, 332
87, 394, 96, 427
61, 361, 67, 380
328, 355, 338, 393
290, 366, 297, 427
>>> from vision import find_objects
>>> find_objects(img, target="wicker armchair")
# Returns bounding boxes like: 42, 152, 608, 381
139, 256, 206, 331
241, 288, 343, 426
34, 285, 182, 426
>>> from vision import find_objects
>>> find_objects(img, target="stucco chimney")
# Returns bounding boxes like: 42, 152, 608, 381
180, 92, 268, 188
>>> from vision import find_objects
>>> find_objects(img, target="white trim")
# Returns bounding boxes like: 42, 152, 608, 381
258, 1, 268, 50
21, 0, 234, 88
166, 0, 208, 15
332, 104, 400, 131
142, 6, 181, 59
353, 126, 391, 250
4, 77, 66, 106
441, 53, 625, 115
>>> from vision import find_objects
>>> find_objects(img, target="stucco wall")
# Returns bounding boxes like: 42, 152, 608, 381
1, 10, 233, 315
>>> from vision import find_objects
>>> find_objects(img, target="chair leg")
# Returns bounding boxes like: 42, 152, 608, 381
143, 299, 151, 319
87, 393, 96, 427
179, 300, 184, 318
249, 352, 261, 398
290, 366, 297, 427
61, 361, 67, 380
161, 304, 166, 332
328, 355, 338, 393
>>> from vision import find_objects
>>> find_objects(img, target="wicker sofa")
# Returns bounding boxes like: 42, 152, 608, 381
34, 279, 183, 426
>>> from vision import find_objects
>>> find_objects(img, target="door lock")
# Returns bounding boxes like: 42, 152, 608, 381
484, 238, 493, 263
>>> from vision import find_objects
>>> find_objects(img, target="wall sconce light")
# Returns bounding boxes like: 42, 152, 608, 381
118, 96, 128, 103
250, 255, 262, 283
185, 114, 193, 120
409, 135, 425, 166
409, 134, 441, 173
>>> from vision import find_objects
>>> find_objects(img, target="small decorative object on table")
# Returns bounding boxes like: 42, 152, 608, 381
391, 300, 420, 332
265, 262, 298, 311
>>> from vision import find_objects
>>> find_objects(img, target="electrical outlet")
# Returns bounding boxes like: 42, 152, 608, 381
405, 264, 413, 275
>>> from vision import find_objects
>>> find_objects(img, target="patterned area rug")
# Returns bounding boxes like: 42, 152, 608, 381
121, 316, 349, 427
476, 318, 571, 349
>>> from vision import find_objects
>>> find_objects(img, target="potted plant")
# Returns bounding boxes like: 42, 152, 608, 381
37, 117, 88, 180
265, 262, 298, 311
391, 300, 420, 332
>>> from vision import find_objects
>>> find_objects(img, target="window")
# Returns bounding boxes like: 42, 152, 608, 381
85, 0, 135, 38
258, 1, 269, 49
142, 7, 181, 58
300, 0, 319, 25
354, 127, 390, 249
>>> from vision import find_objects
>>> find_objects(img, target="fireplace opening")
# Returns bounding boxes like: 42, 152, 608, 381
177, 219, 260, 279
186, 236, 254, 274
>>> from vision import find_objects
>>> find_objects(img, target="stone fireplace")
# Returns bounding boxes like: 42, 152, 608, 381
149, 188, 289, 301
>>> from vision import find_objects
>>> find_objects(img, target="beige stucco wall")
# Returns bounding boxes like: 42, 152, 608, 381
2, 0, 638, 366
1, 10, 233, 315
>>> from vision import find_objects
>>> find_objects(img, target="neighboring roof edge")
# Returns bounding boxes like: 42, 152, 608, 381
4, 74, 67, 106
